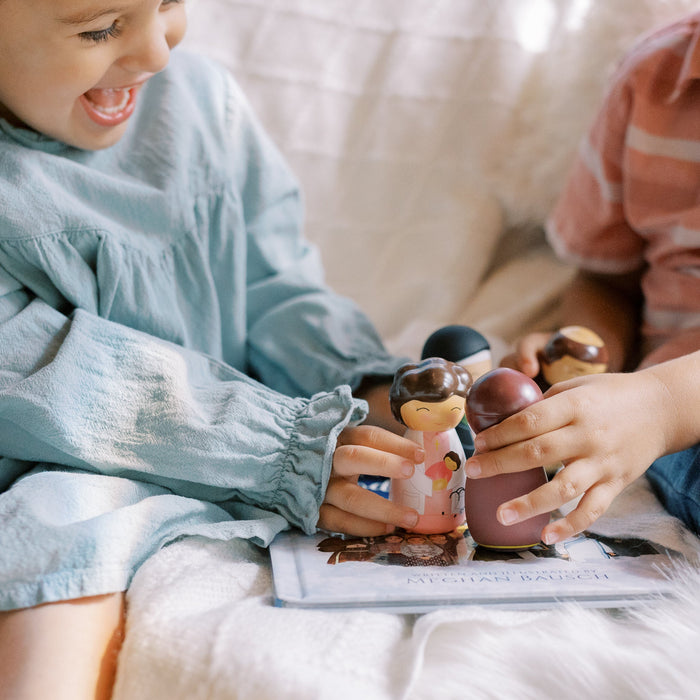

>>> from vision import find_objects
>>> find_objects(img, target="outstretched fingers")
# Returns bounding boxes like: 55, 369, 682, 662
494, 461, 627, 544
474, 395, 574, 453
540, 473, 627, 543
467, 390, 589, 480
321, 424, 423, 535
500, 332, 551, 377
319, 484, 419, 535
334, 425, 424, 480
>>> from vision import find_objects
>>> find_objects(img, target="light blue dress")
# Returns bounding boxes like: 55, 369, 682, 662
0, 50, 402, 610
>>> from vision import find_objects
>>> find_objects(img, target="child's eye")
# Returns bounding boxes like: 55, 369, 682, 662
79, 22, 122, 44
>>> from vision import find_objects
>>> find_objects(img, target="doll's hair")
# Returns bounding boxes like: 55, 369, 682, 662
541, 326, 609, 365
422, 325, 490, 363
444, 450, 462, 471
389, 357, 472, 425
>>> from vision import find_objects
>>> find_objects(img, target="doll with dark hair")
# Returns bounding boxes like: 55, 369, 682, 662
539, 325, 609, 388
422, 325, 493, 456
422, 325, 492, 383
389, 357, 472, 533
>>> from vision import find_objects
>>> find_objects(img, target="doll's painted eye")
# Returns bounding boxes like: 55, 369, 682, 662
416, 407, 430, 412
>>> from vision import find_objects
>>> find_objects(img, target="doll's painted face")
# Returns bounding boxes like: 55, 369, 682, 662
400, 394, 466, 432
541, 326, 608, 385
542, 355, 608, 384
0, 0, 187, 150
390, 357, 472, 430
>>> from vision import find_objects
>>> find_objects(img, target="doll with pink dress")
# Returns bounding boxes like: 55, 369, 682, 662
389, 358, 472, 534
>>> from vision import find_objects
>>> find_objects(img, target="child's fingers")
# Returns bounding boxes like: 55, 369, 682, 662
334, 425, 424, 480
468, 424, 580, 480
494, 461, 623, 541
540, 480, 625, 544
495, 462, 589, 525
498, 352, 521, 372
505, 332, 550, 377
318, 503, 394, 537
338, 425, 424, 463
321, 480, 418, 533
473, 396, 573, 453
324, 425, 422, 536
333, 443, 418, 480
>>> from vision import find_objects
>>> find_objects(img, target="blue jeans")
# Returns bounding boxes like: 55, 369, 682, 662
646, 444, 700, 534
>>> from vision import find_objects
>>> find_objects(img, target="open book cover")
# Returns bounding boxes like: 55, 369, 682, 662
270, 525, 684, 612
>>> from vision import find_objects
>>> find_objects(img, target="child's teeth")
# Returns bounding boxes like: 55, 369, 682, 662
85, 87, 131, 114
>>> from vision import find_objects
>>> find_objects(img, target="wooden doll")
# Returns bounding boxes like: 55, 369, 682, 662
421, 325, 492, 457
422, 325, 492, 383
539, 325, 609, 388
389, 357, 472, 534
465, 367, 550, 549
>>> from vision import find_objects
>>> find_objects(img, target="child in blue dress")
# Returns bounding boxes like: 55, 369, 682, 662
0, 1, 423, 697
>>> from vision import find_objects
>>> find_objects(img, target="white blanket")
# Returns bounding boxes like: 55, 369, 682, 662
113, 480, 700, 699
113, 1, 700, 697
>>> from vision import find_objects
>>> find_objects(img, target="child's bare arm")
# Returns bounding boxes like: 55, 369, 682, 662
501, 270, 642, 376
465, 352, 700, 543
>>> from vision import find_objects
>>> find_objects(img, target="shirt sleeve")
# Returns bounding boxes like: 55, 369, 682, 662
0, 266, 365, 535
545, 64, 646, 274
223, 74, 406, 398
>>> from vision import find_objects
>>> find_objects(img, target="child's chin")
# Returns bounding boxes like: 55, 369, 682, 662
65, 123, 129, 151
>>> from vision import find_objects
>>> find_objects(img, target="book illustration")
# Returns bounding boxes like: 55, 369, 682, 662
270, 524, 683, 612
318, 530, 465, 566
316, 527, 666, 567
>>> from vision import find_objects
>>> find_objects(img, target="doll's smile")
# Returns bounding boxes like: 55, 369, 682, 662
401, 396, 466, 432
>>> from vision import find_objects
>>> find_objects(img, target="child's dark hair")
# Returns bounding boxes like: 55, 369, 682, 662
389, 357, 472, 425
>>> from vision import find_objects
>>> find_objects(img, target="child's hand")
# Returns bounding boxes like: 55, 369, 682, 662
319, 425, 424, 536
499, 332, 551, 378
464, 370, 674, 544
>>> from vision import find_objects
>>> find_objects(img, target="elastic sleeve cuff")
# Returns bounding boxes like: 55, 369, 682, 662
276, 385, 367, 534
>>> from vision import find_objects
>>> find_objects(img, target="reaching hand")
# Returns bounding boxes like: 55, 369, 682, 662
319, 425, 424, 536
499, 332, 551, 378
464, 370, 675, 543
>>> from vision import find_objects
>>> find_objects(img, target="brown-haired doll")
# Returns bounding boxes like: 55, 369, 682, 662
539, 325, 609, 388
389, 357, 472, 533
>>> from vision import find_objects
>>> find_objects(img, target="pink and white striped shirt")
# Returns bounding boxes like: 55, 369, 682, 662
547, 12, 700, 360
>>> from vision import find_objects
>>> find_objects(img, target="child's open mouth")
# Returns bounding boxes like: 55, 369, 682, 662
80, 86, 139, 127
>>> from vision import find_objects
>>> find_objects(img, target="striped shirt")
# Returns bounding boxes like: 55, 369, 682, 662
546, 13, 700, 359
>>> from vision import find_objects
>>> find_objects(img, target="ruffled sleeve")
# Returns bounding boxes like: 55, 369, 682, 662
0, 282, 365, 533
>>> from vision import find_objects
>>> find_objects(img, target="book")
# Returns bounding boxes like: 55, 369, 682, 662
270, 525, 683, 612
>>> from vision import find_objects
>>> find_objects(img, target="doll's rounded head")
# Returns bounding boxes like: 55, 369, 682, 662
466, 367, 542, 433
390, 357, 472, 431
422, 325, 492, 382
540, 325, 608, 385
